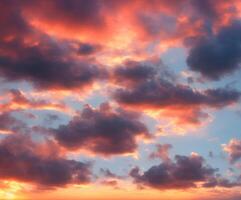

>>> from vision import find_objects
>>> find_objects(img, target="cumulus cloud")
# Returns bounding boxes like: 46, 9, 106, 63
0, 36, 106, 89
0, 1, 107, 90
130, 153, 217, 189
53, 103, 150, 156
187, 21, 241, 80
113, 61, 240, 107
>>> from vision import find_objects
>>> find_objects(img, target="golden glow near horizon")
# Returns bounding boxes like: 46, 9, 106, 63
20, 183, 241, 200
0, 181, 28, 200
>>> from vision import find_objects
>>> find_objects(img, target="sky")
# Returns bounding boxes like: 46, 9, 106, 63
0, 0, 241, 199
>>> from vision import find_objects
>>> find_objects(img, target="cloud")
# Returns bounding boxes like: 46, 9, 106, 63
0, 0, 30, 39
113, 67, 240, 108
149, 144, 172, 161
0, 112, 26, 134
99, 169, 122, 179
130, 153, 217, 189
203, 177, 241, 188
186, 21, 241, 80
0, 1, 107, 90
112, 60, 167, 85
24, 0, 106, 29
0, 37, 106, 89
0, 89, 68, 113
0, 133, 92, 187
53, 103, 150, 156
223, 139, 241, 163
112, 60, 240, 129
78, 43, 101, 55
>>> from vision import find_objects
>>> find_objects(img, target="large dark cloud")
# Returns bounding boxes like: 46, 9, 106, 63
114, 80, 240, 108
0, 133, 92, 187
0, 1, 106, 90
186, 21, 241, 80
113, 61, 240, 108
130, 153, 217, 189
53, 103, 150, 156
0, 37, 106, 89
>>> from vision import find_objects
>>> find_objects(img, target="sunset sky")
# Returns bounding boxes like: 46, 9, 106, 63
0, 0, 241, 199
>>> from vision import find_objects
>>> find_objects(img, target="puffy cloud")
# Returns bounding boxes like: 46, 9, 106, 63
113, 61, 240, 108
53, 103, 150, 156
0, 1, 107, 90
187, 21, 241, 80
0, 37, 106, 89
0, 133, 92, 187
130, 153, 216, 189
114, 80, 240, 108
223, 139, 241, 163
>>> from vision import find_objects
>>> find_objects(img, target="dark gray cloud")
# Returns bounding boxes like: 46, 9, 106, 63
0, 37, 106, 89
53, 103, 150, 156
113, 60, 160, 85
130, 154, 217, 189
0, 133, 92, 187
0, 1, 107, 90
186, 21, 241, 80
113, 62, 240, 108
